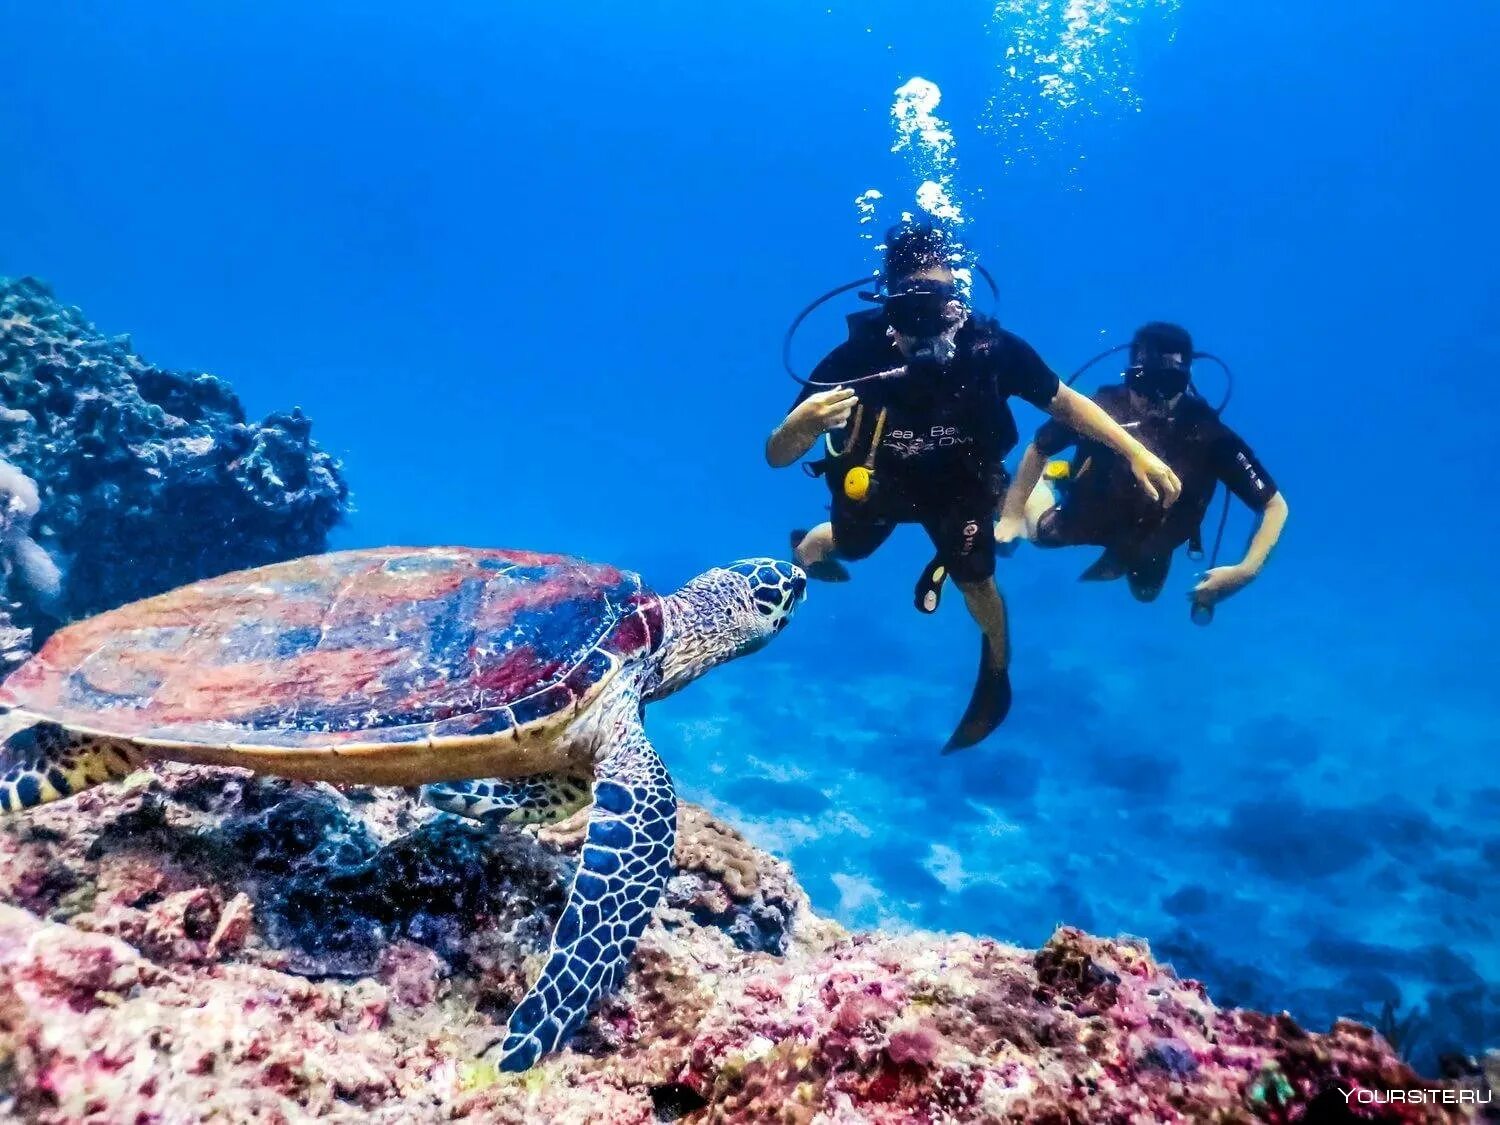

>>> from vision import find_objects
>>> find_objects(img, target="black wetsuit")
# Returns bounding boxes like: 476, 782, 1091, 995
1032, 383, 1278, 599
795, 309, 1061, 584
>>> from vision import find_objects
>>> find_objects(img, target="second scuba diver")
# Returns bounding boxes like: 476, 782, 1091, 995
997, 321, 1289, 616
766, 223, 1183, 748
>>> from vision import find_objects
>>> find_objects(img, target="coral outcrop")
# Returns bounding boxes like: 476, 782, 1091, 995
0, 276, 349, 663
0, 458, 54, 670
0, 766, 1483, 1123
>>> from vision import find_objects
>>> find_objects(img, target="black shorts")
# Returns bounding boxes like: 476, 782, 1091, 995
830, 486, 998, 585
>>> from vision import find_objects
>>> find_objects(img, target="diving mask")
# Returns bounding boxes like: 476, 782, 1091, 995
884, 282, 965, 333
1126, 348, 1192, 399
884, 282, 968, 368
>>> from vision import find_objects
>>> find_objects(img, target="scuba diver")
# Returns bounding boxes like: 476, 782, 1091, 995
766, 222, 1183, 748
996, 321, 1288, 615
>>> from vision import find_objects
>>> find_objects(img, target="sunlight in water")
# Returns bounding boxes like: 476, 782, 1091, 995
854, 78, 973, 282
891, 77, 956, 166
853, 187, 883, 241
986, 0, 1181, 167
889, 78, 964, 228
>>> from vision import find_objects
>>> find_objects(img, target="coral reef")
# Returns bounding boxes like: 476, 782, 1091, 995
0, 765, 1481, 1123
0, 457, 58, 671
0, 276, 349, 659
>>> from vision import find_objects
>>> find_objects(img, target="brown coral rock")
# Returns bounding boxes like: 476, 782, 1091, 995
0, 768, 1482, 1123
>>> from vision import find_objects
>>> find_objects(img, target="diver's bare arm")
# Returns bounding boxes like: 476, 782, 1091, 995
765, 387, 858, 468
1235, 491, 1288, 577
1000, 443, 1047, 525
1045, 385, 1149, 465
1044, 385, 1182, 505
1193, 491, 1287, 604
765, 416, 820, 468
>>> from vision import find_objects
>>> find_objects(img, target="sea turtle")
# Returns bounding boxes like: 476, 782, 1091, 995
0, 546, 806, 1072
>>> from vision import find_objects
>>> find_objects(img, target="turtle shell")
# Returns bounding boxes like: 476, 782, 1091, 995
0, 547, 664, 753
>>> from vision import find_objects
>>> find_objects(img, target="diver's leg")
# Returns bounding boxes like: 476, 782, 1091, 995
927, 502, 1013, 748
1034, 502, 1099, 553
1031, 497, 1131, 581
792, 523, 836, 564
421, 774, 592, 826
1023, 479, 1058, 539
791, 523, 850, 582
795, 502, 895, 582
926, 504, 1005, 658
946, 578, 1014, 750
829, 497, 897, 564
0, 713, 142, 814
955, 578, 1010, 670
1079, 551, 1130, 581
791, 523, 849, 582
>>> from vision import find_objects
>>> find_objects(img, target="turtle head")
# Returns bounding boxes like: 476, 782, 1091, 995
649, 559, 806, 700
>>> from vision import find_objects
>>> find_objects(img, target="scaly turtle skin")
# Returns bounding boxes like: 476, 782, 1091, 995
0, 546, 806, 1072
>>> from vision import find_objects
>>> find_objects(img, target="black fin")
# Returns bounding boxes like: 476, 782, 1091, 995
790, 529, 850, 582
1079, 550, 1128, 582
913, 553, 946, 614
943, 637, 1012, 753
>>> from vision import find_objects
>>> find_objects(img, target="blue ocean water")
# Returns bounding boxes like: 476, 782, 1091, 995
3, 0, 1496, 1065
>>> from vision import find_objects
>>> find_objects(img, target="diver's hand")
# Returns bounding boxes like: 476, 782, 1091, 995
790, 387, 859, 437
1192, 564, 1253, 606
994, 514, 1026, 556
1129, 449, 1182, 507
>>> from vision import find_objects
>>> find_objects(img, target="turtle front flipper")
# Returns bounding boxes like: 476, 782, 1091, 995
0, 712, 142, 814
486, 713, 676, 1073
420, 774, 591, 827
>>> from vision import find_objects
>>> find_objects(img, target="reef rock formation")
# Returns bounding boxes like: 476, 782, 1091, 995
0, 766, 1484, 1124
0, 276, 348, 660
0, 457, 54, 671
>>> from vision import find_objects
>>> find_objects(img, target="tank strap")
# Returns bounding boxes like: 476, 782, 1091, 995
817, 405, 887, 488
864, 409, 888, 471
836, 403, 864, 458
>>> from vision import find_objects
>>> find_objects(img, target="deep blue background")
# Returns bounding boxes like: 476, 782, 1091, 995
3, 0, 1496, 1066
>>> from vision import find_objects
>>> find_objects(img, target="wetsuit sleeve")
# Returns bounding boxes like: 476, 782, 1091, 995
1002, 334, 1063, 410
1211, 425, 1279, 511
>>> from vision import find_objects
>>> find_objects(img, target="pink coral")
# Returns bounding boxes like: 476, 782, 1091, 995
0, 768, 1481, 1123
